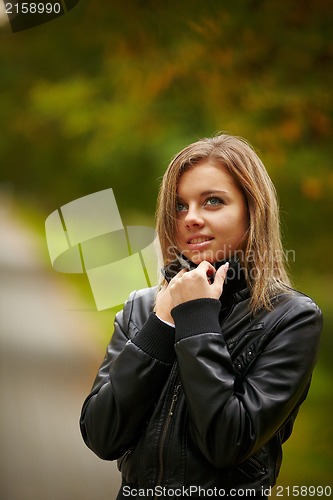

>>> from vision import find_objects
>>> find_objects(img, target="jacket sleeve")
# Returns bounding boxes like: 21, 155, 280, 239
80, 290, 176, 460
172, 295, 323, 468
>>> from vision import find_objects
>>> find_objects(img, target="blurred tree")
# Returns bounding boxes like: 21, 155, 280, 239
0, 0, 332, 273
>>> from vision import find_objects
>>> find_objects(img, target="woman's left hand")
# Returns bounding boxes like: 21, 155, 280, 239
169, 261, 229, 307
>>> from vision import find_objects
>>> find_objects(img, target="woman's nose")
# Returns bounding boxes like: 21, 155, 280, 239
184, 206, 204, 227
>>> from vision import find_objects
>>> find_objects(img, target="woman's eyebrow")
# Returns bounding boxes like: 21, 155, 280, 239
200, 190, 229, 197
176, 190, 230, 201
176, 189, 230, 201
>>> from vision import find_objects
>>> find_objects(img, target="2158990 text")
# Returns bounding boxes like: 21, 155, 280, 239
5, 3, 61, 15
274, 485, 331, 497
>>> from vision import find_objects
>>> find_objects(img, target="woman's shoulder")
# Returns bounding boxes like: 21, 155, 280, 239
125, 286, 157, 309
117, 286, 157, 331
273, 287, 322, 313
266, 287, 323, 334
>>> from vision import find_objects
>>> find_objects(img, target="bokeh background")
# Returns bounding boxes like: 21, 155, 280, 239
0, 1, 332, 499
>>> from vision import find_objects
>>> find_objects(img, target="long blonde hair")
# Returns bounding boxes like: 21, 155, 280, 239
156, 133, 292, 312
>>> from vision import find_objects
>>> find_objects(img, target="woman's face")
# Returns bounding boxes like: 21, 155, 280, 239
175, 160, 248, 264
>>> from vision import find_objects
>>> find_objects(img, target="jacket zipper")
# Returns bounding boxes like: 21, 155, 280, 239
248, 456, 268, 475
154, 382, 182, 495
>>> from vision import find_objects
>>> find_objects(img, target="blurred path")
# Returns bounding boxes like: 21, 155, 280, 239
0, 198, 121, 500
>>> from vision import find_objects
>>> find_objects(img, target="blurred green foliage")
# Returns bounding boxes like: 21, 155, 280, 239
0, 0, 332, 494
1, 1, 332, 221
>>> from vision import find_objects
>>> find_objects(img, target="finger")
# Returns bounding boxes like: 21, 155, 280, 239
196, 260, 216, 277
211, 262, 229, 290
218, 261, 229, 279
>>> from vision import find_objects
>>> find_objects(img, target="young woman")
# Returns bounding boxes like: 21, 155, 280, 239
80, 134, 322, 499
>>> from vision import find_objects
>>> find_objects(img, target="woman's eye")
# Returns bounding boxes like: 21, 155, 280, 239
206, 197, 223, 206
176, 202, 187, 212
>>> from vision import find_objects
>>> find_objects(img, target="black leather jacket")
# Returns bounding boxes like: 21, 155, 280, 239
80, 277, 322, 495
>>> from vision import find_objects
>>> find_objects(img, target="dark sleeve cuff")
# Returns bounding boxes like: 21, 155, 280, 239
171, 298, 222, 342
132, 312, 176, 364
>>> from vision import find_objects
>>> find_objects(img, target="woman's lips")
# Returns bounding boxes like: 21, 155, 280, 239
187, 236, 214, 249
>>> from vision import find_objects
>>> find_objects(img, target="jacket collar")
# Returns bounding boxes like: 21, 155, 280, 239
214, 259, 249, 307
